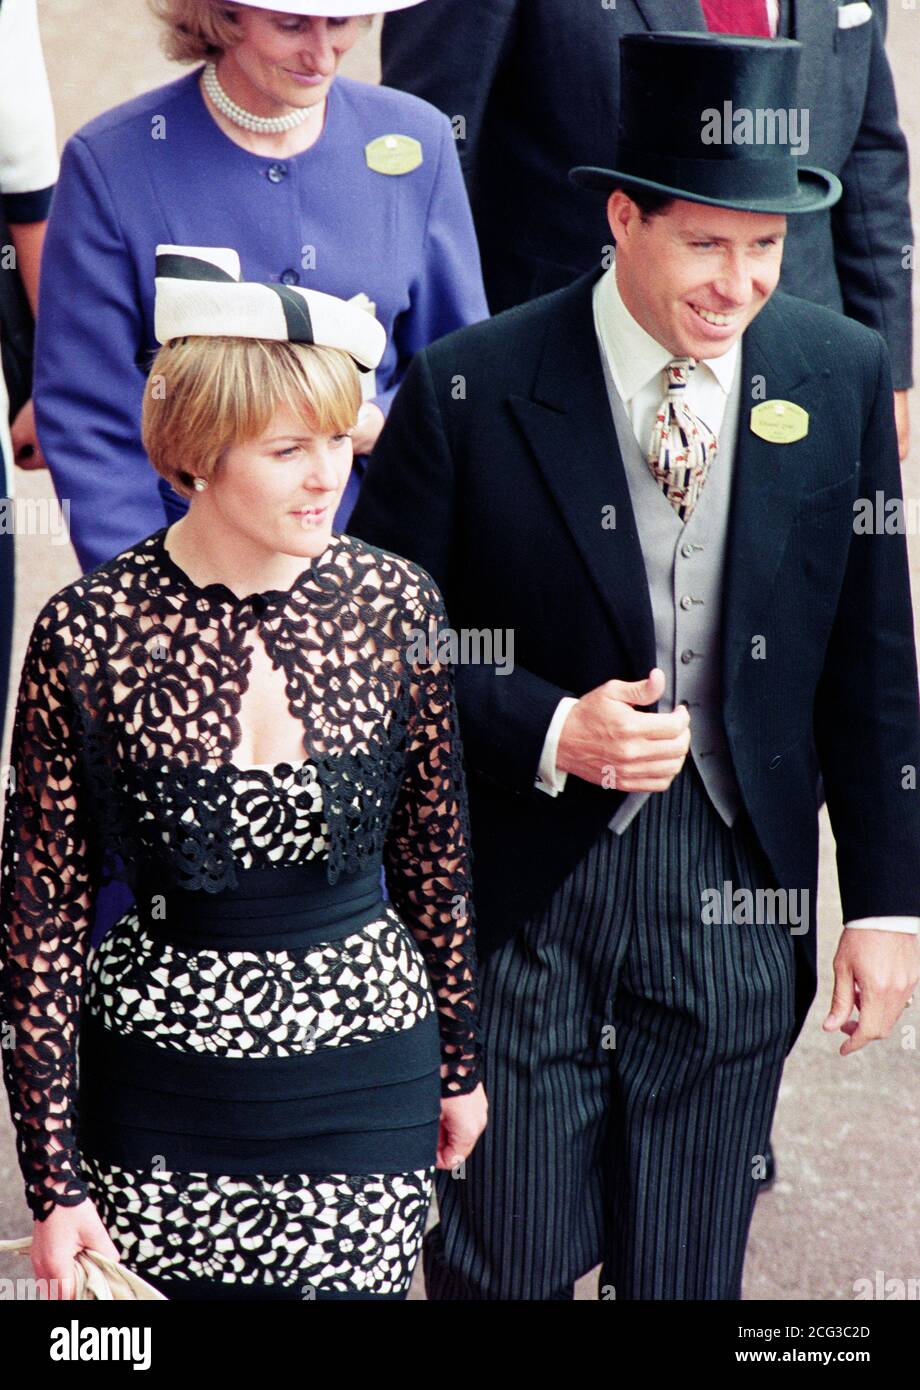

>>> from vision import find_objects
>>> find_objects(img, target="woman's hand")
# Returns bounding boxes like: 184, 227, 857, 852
436, 1082, 488, 1172
30, 1196, 122, 1300
11, 398, 47, 470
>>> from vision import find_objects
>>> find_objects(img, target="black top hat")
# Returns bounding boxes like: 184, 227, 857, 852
570, 32, 841, 214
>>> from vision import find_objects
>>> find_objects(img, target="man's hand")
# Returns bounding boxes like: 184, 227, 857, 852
893, 390, 910, 461
823, 928, 920, 1055
556, 667, 691, 791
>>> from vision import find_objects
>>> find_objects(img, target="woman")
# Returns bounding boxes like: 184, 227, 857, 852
0, 0, 58, 741
34, 0, 488, 574
0, 247, 486, 1301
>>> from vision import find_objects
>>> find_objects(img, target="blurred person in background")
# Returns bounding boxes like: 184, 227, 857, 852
0, 0, 58, 739
382, 0, 913, 457
34, 0, 487, 575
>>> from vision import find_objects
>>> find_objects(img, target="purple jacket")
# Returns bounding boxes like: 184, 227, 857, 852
35, 68, 488, 572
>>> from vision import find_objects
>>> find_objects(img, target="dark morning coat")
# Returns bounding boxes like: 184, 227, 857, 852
349, 269, 920, 1050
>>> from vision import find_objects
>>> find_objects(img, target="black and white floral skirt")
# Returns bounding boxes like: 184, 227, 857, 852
76, 762, 442, 1300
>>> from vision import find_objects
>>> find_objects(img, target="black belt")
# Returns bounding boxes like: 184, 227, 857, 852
133, 860, 386, 951
78, 1008, 442, 1176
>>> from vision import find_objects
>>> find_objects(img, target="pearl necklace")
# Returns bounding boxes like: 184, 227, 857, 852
202, 60, 319, 134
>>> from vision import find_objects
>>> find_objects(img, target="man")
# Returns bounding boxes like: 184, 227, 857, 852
0, 0, 58, 742
349, 33, 920, 1299
381, 0, 914, 459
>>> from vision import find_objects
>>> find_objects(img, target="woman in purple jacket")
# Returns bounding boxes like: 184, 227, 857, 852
34, 0, 488, 573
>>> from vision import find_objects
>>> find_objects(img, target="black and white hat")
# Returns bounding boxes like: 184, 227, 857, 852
154, 245, 386, 372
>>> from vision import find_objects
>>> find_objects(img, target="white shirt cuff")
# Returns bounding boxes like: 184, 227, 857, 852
535, 696, 579, 797
844, 917, 920, 935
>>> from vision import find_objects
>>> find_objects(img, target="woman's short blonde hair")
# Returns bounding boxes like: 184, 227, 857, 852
148, 1, 373, 64
142, 336, 362, 498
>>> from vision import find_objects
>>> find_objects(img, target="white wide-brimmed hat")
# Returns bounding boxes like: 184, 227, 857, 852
154, 245, 386, 373
232, 2, 428, 15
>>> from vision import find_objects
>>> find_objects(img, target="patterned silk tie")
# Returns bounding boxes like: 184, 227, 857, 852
646, 358, 719, 523
699, 0, 772, 37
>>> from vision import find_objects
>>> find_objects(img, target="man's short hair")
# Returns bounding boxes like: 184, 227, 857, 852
613, 184, 677, 219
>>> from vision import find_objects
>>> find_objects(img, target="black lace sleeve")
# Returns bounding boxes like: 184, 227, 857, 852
0, 600, 99, 1221
384, 576, 483, 1097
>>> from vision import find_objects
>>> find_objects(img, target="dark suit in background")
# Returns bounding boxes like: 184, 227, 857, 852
381, 0, 914, 388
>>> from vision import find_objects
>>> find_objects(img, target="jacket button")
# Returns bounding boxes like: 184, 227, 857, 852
681, 542, 695, 558
769, 754, 782, 769
280, 268, 300, 285
680, 595, 695, 610
680, 648, 696, 664
267, 162, 287, 183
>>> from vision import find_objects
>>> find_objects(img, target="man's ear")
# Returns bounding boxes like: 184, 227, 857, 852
606, 189, 632, 245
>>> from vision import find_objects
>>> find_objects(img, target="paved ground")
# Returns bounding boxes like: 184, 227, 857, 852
1, 0, 918, 1302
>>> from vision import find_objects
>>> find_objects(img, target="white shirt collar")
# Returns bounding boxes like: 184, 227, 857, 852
593, 260, 739, 402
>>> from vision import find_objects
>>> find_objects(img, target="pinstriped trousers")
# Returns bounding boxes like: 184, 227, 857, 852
423, 759, 797, 1300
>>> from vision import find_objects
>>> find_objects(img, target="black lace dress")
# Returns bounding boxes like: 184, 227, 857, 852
0, 526, 481, 1300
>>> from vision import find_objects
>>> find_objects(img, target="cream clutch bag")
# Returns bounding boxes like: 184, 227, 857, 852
0, 1235, 167, 1300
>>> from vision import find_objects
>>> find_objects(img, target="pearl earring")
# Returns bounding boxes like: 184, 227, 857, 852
193, 478, 208, 492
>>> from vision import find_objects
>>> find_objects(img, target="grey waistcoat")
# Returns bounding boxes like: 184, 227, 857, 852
597, 350, 745, 834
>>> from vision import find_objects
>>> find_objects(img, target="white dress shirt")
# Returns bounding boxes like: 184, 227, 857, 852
533, 260, 918, 937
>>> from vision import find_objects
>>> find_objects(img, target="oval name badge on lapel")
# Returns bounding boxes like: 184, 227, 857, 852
750, 399, 809, 444
365, 134, 423, 176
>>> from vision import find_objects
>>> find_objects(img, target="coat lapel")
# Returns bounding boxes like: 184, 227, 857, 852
721, 294, 831, 706
506, 276, 831, 708
632, 0, 708, 32
507, 270, 657, 680
789, 0, 838, 106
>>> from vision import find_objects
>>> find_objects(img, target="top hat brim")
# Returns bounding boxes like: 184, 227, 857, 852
569, 163, 842, 215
